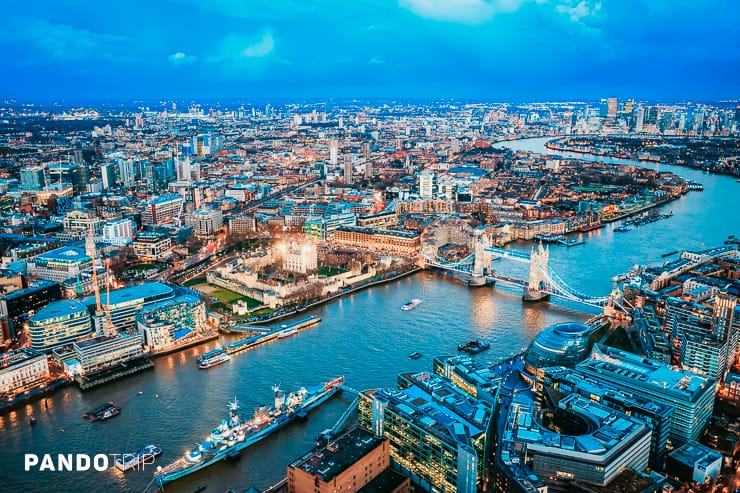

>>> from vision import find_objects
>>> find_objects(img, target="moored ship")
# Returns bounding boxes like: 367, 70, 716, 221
197, 348, 231, 369
83, 402, 121, 421
115, 445, 162, 472
277, 328, 298, 338
154, 376, 344, 487
401, 299, 422, 311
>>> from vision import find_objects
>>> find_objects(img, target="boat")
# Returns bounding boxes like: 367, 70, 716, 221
278, 316, 321, 331
533, 233, 565, 243
83, 402, 121, 422
408, 352, 422, 360
277, 328, 298, 339
611, 274, 627, 282
401, 299, 422, 311
661, 250, 678, 258
154, 377, 344, 487
226, 316, 321, 355
194, 484, 207, 493
198, 348, 231, 370
115, 445, 163, 472
614, 225, 632, 233
29, 417, 36, 427
458, 340, 490, 354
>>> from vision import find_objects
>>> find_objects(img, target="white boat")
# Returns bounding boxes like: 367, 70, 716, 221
198, 348, 231, 369
401, 299, 422, 311
277, 328, 298, 339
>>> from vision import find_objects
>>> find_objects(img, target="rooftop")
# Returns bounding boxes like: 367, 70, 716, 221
373, 372, 492, 445
669, 441, 723, 468
30, 299, 89, 322
289, 427, 383, 482
357, 467, 408, 492
149, 194, 182, 205
0, 348, 46, 369
336, 225, 419, 239
2, 279, 58, 301
35, 246, 90, 262
81, 282, 173, 307
503, 392, 648, 458
577, 345, 715, 401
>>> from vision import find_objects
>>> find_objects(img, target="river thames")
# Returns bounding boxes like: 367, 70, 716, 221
2, 137, 738, 493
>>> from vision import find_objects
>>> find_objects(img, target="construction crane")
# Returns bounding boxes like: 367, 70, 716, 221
87, 226, 116, 335
102, 258, 116, 335
87, 227, 104, 317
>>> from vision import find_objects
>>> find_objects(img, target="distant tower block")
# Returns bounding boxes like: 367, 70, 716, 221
344, 154, 353, 184
524, 243, 551, 301
329, 140, 338, 165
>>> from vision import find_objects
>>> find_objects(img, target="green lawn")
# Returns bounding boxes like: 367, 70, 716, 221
318, 266, 347, 277
184, 277, 207, 287
211, 288, 248, 303
208, 288, 262, 309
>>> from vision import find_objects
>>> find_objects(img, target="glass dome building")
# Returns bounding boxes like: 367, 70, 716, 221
523, 322, 592, 376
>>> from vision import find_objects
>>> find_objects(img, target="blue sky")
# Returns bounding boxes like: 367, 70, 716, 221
1, 0, 738, 101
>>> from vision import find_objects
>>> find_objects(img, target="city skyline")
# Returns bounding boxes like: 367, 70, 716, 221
2, 0, 739, 100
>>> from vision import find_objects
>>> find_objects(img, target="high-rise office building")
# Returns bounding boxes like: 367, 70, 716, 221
100, 163, 115, 190
329, 140, 338, 165
418, 171, 434, 199
28, 300, 93, 352
344, 154, 353, 184
576, 345, 715, 444
184, 209, 224, 237
136, 294, 207, 353
635, 105, 645, 132
20, 167, 46, 191
359, 372, 493, 493
82, 282, 175, 333
142, 194, 183, 225
118, 158, 136, 188
499, 393, 650, 487
607, 97, 618, 118
538, 366, 672, 470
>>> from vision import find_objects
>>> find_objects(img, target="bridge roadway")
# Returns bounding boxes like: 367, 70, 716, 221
488, 274, 527, 287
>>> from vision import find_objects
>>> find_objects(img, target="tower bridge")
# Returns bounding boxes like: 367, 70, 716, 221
421, 230, 623, 313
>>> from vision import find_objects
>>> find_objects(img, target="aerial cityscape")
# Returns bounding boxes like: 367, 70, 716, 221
2, 1, 740, 493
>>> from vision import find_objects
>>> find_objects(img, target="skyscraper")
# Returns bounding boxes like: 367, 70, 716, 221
100, 163, 115, 190
343, 154, 353, 184
418, 171, 434, 199
20, 167, 45, 191
607, 97, 618, 118
636, 105, 645, 132
118, 159, 136, 188
329, 140, 338, 165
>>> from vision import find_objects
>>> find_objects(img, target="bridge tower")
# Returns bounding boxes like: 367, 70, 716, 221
523, 243, 551, 301
469, 228, 492, 286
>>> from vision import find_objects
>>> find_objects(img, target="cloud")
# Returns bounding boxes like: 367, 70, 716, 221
168, 51, 197, 64
556, 1, 602, 24
0, 17, 128, 62
399, 0, 536, 24
368, 56, 385, 65
241, 32, 275, 58
207, 30, 276, 64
